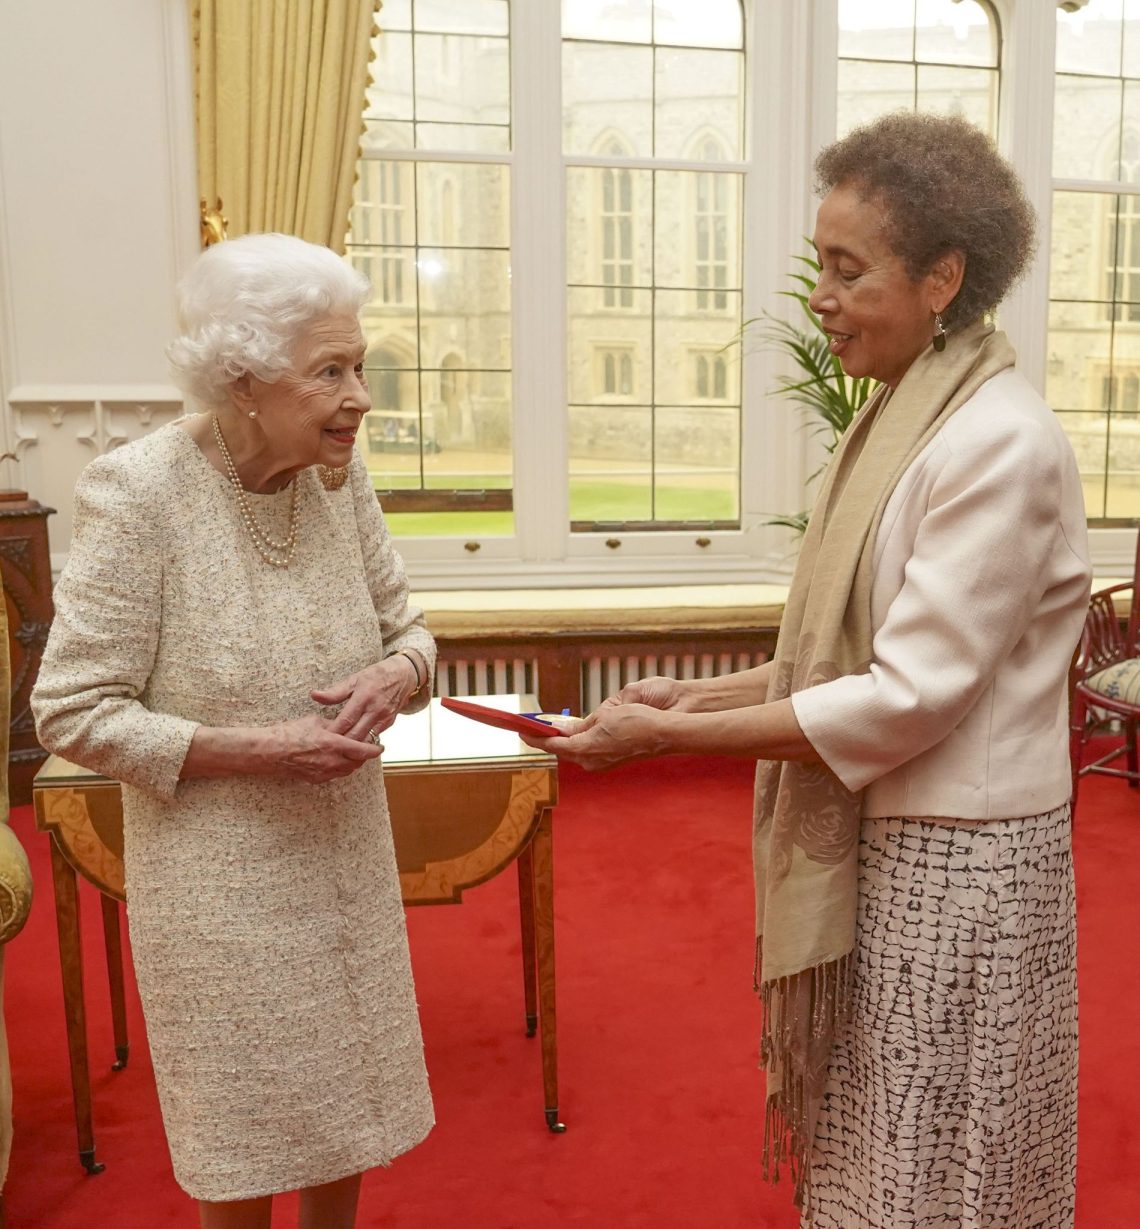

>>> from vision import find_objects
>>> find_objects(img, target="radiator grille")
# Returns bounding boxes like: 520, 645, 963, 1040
434, 656, 538, 699
579, 651, 767, 711
434, 650, 767, 713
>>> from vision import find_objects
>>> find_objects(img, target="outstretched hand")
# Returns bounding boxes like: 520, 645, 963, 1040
520, 702, 668, 772
600, 674, 689, 712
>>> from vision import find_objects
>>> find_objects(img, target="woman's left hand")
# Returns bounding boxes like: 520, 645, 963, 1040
520, 702, 667, 772
311, 656, 419, 744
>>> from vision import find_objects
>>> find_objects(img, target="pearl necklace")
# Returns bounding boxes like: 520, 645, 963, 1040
211, 415, 300, 568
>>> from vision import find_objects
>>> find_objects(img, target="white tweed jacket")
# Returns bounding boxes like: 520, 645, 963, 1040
791, 368, 1092, 820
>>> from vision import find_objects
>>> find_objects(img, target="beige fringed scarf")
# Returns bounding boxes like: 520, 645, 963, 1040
753, 318, 1016, 1208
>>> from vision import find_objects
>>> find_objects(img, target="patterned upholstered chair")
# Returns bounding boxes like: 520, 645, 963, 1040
1070, 535, 1140, 810
0, 582, 33, 1225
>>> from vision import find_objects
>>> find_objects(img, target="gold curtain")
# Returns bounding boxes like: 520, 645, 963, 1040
191, 0, 380, 252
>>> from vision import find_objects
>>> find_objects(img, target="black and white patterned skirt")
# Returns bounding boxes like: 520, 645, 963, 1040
806, 806, 1077, 1229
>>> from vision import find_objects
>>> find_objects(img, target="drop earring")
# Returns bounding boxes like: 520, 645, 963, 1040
932, 312, 947, 353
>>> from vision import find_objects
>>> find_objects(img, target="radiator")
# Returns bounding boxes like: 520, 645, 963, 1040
434, 657, 538, 700
434, 650, 767, 713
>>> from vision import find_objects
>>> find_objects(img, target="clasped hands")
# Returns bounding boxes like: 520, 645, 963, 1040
266, 655, 421, 785
519, 675, 686, 772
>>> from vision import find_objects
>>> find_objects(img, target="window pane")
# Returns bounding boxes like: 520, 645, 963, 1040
423, 370, 512, 480
1109, 328, 1140, 393
654, 406, 739, 522
837, 61, 916, 137
563, 43, 653, 156
653, 48, 744, 160
565, 0, 746, 531
1055, 412, 1107, 517
1050, 191, 1113, 302
655, 171, 742, 292
362, 372, 424, 481
654, 0, 743, 50
351, 249, 419, 355
838, 0, 916, 62
838, 2, 999, 139
915, 65, 998, 133
415, 0, 509, 36
1053, 75, 1122, 180
414, 122, 510, 153
351, 12, 513, 521
562, 0, 652, 44
569, 406, 653, 522
1124, 78, 1140, 164
654, 290, 742, 404
1107, 413, 1140, 514
567, 287, 652, 403
1047, 300, 1116, 413
1056, 0, 1124, 77
1124, 2, 1140, 78
417, 249, 510, 370
379, 0, 411, 31
368, 32, 414, 121
351, 161, 415, 246
415, 34, 509, 125
914, 0, 998, 68
362, 120, 414, 153
566, 167, 653, 291
416, 164, 509, 247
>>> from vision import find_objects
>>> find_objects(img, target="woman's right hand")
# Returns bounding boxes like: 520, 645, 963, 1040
181, 715, 381, 784
602, 675, 690, 712
257, 713, 382, 784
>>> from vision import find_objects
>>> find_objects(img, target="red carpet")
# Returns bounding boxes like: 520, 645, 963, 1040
3, 757, 1139, 1227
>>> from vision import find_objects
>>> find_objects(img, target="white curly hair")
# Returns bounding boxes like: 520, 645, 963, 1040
167, 233, 371, 410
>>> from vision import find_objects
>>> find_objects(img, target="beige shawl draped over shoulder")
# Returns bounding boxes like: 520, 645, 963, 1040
753, 318, 1015, 1204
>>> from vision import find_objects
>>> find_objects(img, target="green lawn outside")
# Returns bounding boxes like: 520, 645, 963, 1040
379, 478, 738, 537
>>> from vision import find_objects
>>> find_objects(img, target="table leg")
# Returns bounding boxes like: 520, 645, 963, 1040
48, 841, 104, 1174
516, 847, 538, 1038
100, 895, 129, 1070
530, 806, 565, 1132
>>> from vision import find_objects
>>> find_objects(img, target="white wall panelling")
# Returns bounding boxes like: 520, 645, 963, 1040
6, 388, 184, 567
0, 0, 198, 544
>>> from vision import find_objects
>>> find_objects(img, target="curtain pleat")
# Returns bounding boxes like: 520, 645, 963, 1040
191, 0, 379, 252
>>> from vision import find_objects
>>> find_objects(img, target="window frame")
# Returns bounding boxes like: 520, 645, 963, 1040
389, 0, 1137, 588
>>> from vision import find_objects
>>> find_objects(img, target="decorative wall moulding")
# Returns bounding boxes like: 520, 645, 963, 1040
6, 386, 184, 458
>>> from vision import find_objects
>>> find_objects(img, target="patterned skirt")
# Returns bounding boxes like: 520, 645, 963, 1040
806, 806, 1077, 1229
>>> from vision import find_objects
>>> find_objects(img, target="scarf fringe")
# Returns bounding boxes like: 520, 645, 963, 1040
757, 944, 854, 1213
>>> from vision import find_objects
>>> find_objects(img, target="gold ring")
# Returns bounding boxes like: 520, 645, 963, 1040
367, 726, 382, 744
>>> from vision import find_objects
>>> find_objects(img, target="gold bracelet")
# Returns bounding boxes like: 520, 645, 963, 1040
393, 648, 426, 695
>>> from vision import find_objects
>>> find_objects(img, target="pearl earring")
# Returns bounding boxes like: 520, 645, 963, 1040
248, 410, 257, 419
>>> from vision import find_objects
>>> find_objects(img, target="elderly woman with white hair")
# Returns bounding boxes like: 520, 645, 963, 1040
32, 233, 435, 1229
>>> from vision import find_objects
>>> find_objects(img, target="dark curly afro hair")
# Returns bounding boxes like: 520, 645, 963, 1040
814, 111, 1036, 329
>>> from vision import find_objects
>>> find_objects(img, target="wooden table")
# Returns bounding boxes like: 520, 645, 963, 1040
33, 696, 562, 1176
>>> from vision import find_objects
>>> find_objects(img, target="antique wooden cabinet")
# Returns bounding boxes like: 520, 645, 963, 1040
0, 490, 55, 805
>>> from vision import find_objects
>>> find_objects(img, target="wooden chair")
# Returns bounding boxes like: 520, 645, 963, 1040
1070, 533, 1140, 810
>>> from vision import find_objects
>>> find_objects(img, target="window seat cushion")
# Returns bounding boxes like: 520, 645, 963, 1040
416, 584, 789, 638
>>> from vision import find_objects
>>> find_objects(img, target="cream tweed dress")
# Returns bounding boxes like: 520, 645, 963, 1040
32, 422, 436, 1200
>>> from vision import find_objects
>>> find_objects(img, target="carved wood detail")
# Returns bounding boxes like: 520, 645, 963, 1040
0, 494, 55, 803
